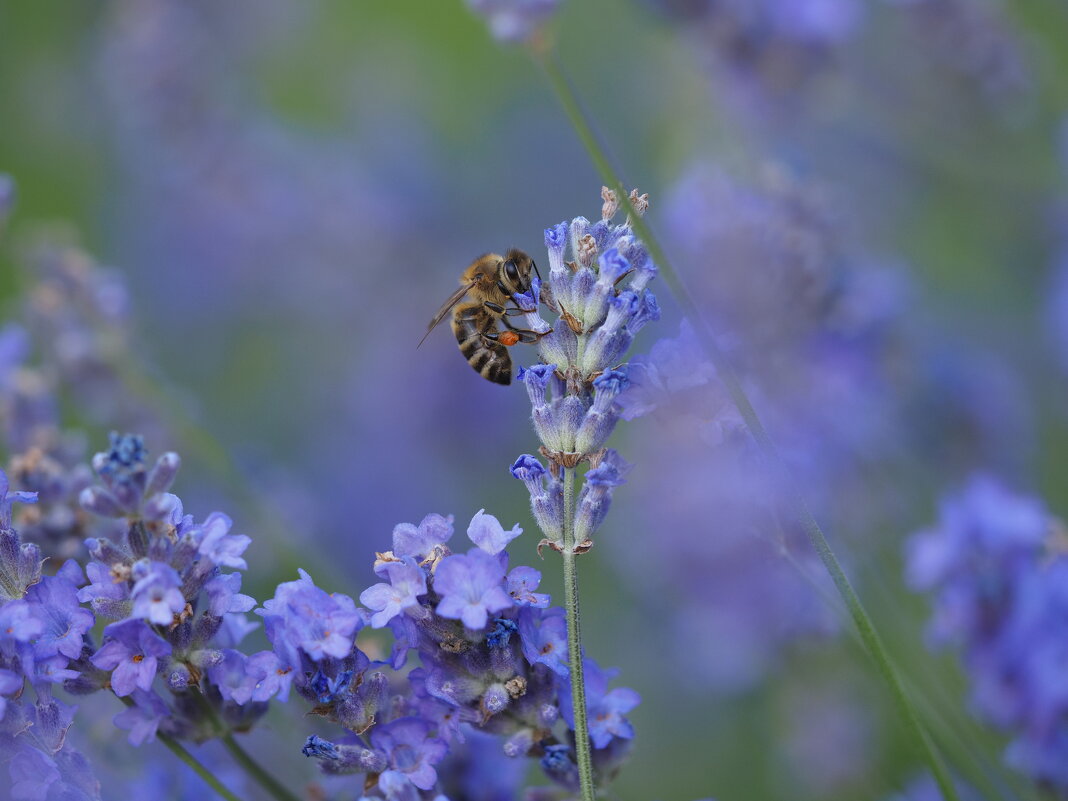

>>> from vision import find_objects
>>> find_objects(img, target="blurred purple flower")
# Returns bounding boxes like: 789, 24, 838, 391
113, 689, 170, 746
466, 0, 560, 42
257, 569, 362, 665
907, 476, 1068, 790
558, 658, 640, 749
370, 717, 448, 794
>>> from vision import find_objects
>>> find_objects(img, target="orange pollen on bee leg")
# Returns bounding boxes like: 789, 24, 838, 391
499, 331, 520, 346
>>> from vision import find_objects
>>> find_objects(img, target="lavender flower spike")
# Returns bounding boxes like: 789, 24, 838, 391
512, 190, 656, 549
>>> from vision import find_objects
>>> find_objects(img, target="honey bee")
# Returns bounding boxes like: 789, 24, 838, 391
420, 248, 546, 385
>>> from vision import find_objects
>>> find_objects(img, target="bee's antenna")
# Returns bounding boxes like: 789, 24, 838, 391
532, 259, 542, 281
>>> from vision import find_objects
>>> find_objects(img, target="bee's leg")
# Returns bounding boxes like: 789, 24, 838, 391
485, 300, 544, 317
482, 330, 519, 347
500, 318, 549, 343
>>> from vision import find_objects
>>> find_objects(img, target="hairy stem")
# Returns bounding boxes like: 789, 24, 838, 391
222, 734, 304, 801
562, 465, 596, 801
535, 47, 961, 801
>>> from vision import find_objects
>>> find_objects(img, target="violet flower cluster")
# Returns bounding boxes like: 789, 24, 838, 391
642, 0, 1029, 108
508, 188, 658, 553
643, 0, 864, 100
284, 510, 639, 799
0, 232, 169, 567
906, 475, 1068, 790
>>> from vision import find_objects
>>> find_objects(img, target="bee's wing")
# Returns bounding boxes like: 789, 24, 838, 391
418, 280, 478, 348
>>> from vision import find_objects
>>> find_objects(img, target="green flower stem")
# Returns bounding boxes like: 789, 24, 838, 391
190, 689, 302, 801
117, 696, 245, 801
221, 733, 304, 801
158, 733, 246, 801
535, 48, 961, 801
561, 464, 596, 801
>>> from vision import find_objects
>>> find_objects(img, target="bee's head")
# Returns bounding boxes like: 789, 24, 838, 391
499, 248, 539, 295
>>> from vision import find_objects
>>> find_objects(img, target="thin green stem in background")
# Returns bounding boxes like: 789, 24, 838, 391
117, 696, 245, 801
222, 733, 304, 801
158, 733, 246, 801
561, 464, 597, 801
534, 47, 962, 801
190, 686, 302, 801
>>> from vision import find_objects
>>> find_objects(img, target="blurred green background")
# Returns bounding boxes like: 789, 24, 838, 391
2, 1, 1068, 800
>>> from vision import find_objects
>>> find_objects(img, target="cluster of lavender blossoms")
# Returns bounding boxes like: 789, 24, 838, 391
0, 430, 267, 800
287, 510, 639, 799
906, 476, 1068, 790
509, 187, 658, 550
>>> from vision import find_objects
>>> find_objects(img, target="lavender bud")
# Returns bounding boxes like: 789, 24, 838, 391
584, 248, 631, 326
574, 370, 628, 454
504, 728, 536, 757
79, 486, 124, 519
145, 452, 181, 497
481, 683, 511, 717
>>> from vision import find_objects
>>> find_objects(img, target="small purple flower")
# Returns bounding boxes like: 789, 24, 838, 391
519, 607, 568, 675
558, 658, 640, 748
370, 716, 448, 794
129, 560, 185, 626
573, 450, 631, 542
513, 275, 542, 313
77, 561, 128, 606
360, 556, 428, 628
0, 600, 43, 652
208, 649, 256, 705
507, 566, 550, 607
258, 569, 362, 665
466, 509, 522, 555
26, 570, 95, 662
391, 513, 454, 559
203, 572, 256, 618
113, 689, 170, 746
434, 549, 512, 630
195, 512, 251, 570
91, 618, 171, 697
237, 653, 292, 700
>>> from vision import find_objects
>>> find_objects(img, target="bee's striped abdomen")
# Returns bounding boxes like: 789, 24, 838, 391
452, 303, 512, 385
